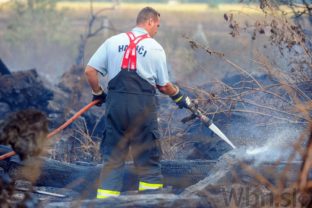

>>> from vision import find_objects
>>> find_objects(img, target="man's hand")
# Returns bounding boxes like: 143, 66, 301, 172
92, 86, 107, 107
170, 88, 191, 109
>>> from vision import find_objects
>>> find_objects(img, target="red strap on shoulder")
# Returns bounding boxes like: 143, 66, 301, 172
121, 32, 150, 71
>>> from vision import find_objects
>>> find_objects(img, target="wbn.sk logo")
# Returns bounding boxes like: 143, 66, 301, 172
221, 187, 311, 207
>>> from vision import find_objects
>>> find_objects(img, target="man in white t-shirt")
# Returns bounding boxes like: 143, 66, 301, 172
85, 7, 190, 199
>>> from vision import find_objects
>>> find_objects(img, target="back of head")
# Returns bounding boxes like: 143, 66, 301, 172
136, 7, 160, 25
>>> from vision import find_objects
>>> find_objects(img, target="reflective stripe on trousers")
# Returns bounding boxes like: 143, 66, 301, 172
139, 181, 163, 191
96, 189, 120, 199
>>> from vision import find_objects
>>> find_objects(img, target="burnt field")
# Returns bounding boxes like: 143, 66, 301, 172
0, 1, 312, 207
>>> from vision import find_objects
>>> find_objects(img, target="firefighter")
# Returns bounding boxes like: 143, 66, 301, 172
85, 7, 190, 199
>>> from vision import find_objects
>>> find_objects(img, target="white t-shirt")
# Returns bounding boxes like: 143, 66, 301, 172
87, 27, 170, 87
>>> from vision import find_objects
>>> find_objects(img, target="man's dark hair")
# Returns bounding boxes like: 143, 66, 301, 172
136, 7, 160, 25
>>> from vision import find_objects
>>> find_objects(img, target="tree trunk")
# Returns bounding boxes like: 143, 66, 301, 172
0, 146, 215, 196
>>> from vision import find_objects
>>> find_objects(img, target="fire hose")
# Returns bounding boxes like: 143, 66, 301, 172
0, 97, 236, 160
0, 100, 99, 160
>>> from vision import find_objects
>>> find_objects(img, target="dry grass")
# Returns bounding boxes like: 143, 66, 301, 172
56, 2, 302, 16
57, 2, 261, 13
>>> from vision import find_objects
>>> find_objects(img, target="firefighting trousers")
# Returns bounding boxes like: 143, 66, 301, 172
97, 90, 163, 195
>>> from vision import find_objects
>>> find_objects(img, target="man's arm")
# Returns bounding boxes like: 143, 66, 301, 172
85, 65, 107, 106
156, 83, 178, 96
157, 83, 191, 109
153, 45, 190, 108
85, 65, 102, 94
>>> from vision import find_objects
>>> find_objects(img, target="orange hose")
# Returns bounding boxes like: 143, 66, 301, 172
0, 100, 99, 160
